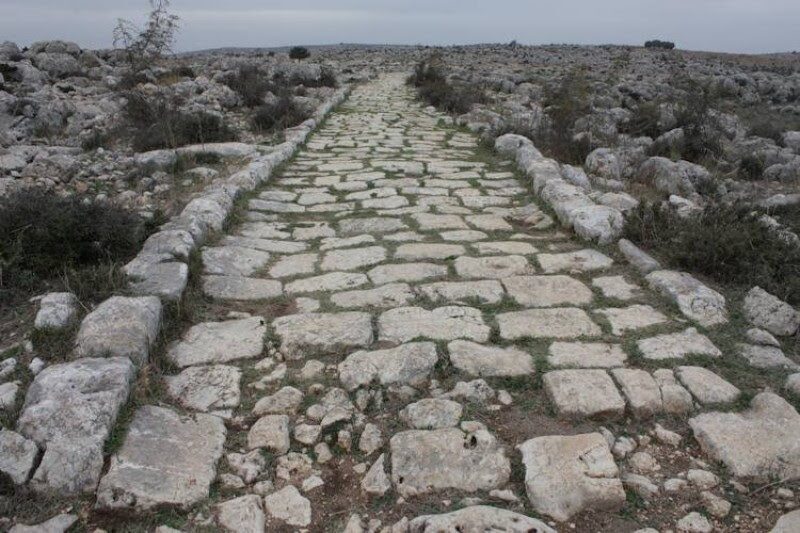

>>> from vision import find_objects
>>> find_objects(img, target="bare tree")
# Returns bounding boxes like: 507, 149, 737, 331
113, 0, 180, 71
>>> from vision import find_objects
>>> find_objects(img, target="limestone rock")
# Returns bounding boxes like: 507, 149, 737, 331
215, 495, 265, 533
263, 485, 311, 527
771, 510, 800, 533
165, 365, 241, 412
202, 275, 283, 301
548, 342, 626, 368
502, 275, 592, 307
497, 308, 601, 340
167, 317, 266, 368
447, 340, 534, 377
400, 398, 463, 429
409, 505, 556, 533
378, 306, 490, 343
544, 370, 625, 418
743, 286, 799, 336
637, 328, 721, 360
34, 292, 79, 330
338, 342, 438, 391
96, 405, 226, 509
253, 386, 304, 415
0, 429, 38, 484
611, 368, 662, 418
273, 312, 373, 358
247, 415, 290, 454
362, 453, 391, 496
8, 514, 78, 533
518, 432, 625, 521
646, 270, 727, 327
453, 255, 531, 279
675, 366, 740, 406
202, 246, 271, 277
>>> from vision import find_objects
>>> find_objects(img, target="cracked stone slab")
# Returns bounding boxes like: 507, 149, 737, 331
610, 368, 663, 418
378, 306, 490, 343
675, 366, 740, 406
637, 328, 722, 361
273, 312, 373, 358
285, 272, 368, 294
338, 342, 438, 391
390, 427, 510, 497
543, 369, 625, 419
689, 392, 800, 481
645, 270, 728, 327
453, 255, 531, 279
743, 287, 799, 337
502, 275, 593, 307
394, 243, 466, 260
202, 275, 282, 301
268, 253, 318, 278
418, 280, 505, 304
497, 308, 601, 340
368, 262, 448, 285
202, 246, 271, 277
96, 405, 226, 510
165, 365, 241, 413
320, 245, 387, 271
330, 282, 415, 308
167, 317, 266, 368
221, 235, 308, 254
595, 304, 669, 335
518, 433, 625, 521
548, 342, 627, 368
538, 249, 614, 274
400, 399, 464, 429
447, 340, 534, 377
339, 217, 407, 235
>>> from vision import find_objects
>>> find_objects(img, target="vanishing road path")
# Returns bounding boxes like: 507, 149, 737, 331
95, 74, 762, 531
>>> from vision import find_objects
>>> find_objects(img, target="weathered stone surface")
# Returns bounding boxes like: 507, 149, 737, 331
653, 369, 694, 415
362, 454, 391, 495
544, 370, 625, 418
273, 312, 373, 358
96, 405, 226, 509
771, 510, 800, 533
368, 262, 448, 284
637, 328, 721, 360
592, 275, 641, 300
338, 342, 438, 391
689, 393, 800, 481
646, 270, 728, 327
34, 292, 79, 330
390, 427, 510, 496
395, 243, 465, 260
738, 343, 799, 370
611, 368, 662, 418
497, 308, 601, 340
167, 317, 266, 368
454, 255, 531, 279
595, 304, 669, 335
502, 275, 592, 307
548, 342, 626, 368
8, 514, 78, 533
519, 433, 625, 521
202, 246, 271, 277
124, 256, 188, 301
202, 275, 282, 300
268, 252, 317, 278
418, 280, 505, 304
618, 238, 661, 274
409, 505, 556, 533
378, 306, 491, 343
538, 249, 613, 273
253, 386, 304, 415
400, 398, 463, 429
247, 415, 290, 454
285, 271, 368, 294
73, 296, 162, 366
321, 245, 387, 271
743, 286, 799, 336
330, 283, 415, 308
675, 366, 740, 406
264, 485, 311, 527
0, 429, 38, 484
339, 216, 407, 235
18, 357, 135, 493
215, 495, 265, 533
447, 340, 534, 377
165, 365, 241, 412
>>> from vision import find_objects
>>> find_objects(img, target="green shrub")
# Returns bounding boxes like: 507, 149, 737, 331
739, 154, 765, 180
672, 81, 723, 163
223, 65, 272, 107
251, 95, 310, 134
535, 68, 593, 164
0, 188, 144, 292
620, 101, 663, 139
624, 201, 800, 305
289, 46, 310, 60
408, 58, 485, 115
644, 40, 675, 50
123, 90, 236, 151
747, 118, 784, 144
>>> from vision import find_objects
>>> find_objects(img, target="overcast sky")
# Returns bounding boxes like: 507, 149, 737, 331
1, 0, 798, 54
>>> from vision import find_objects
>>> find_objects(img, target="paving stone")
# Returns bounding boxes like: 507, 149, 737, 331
743, 286, 799, 337
339, 217, 407, 235
645, 270, 728, 327
319, 234, 376, 250
548, 341, 627, 368
610, 368, 662, 418
653, 369, 694, 415
247, 415, 290, 454
264, 485, 312, 527
473, 241, 537, 255
399, 399, 463, 429
739, 343, 799, 370
394, 243, 465, 260
378, 306, 490, 343
253, 386, 304, 416
368, 262, 448, 284
73, 295, 161, 366
221, 235, 308, 254
503, 275, 593, 307
544, 369, 625, 418
465, 214, 513, 231
269, 253, 318, 278
321, 245, 387, 271
518, 433, 625, 521
409, 506, 556, 533
165, 365, 241, 413
202, 246, 271, 277
202, 275, 282, 300
96, 405, 226, 510
592, 275, 641, 300
167, 317, 266, 368
34, 292, 79, 330
538, 249, 614, 273
637, 328, 721, 360
329, 282, 414, 308
273, 312, 373, 358
689, 392, 800, 480
418, 279, 505, 304
338, 342, 438, 391
441, 229, 488, 241
390, 427, 510, 497
412, 213, 468, 230
454, 255, 531, 279
292, 222, 335, 240
447, 340, 534, 377
595, 304, 669, 335
497, 308, 601, 340
285, 271, 369, 294
675, 366, 740, 406
248, 199, 305, 213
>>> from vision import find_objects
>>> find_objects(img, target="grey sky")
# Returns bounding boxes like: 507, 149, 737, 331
1, 0, 798, 54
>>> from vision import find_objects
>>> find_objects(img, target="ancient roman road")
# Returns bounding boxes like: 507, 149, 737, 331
91, 74, 778, 531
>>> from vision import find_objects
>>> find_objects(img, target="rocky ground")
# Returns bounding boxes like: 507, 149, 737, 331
2, 71, 800, 532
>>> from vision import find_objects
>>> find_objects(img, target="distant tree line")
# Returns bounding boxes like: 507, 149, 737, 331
644, 40, 675, 50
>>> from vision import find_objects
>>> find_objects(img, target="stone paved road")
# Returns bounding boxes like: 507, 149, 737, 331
84, 74, 800, 531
